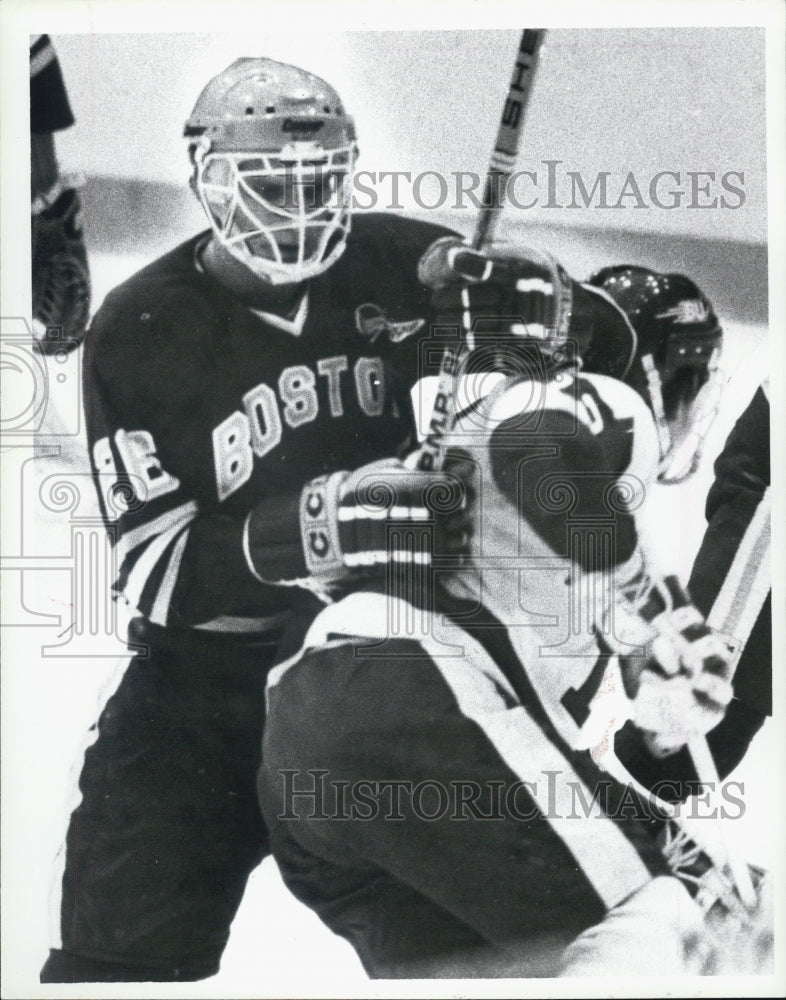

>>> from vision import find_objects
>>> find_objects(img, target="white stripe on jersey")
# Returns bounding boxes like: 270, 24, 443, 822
337, 506, 430, 522
707, 486, 771, 669
116, 501, 198, 564
342, 550, 430, 567
193, 613, 290, 633
515, 277, 552, 294
124, 520, 194, 611
149, 527, 191, 626
30, 38, 57, 77
416, 626, 653, 911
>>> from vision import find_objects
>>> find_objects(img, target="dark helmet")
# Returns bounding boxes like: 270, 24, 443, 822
588, 265, 724, 484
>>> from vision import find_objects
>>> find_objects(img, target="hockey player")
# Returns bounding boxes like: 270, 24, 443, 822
588, 265, 724, 484
687, 382, 771, 775
258, 300, 765, 977
39, 56, 451, 984
30, 34, 91, 355
40, 54, 726, 982
39, 57, 625, 983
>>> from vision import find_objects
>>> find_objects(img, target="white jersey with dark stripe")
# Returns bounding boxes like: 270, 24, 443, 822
84, 213, 454, 637
440, 372, 662, 757
260, 591, 671, 977
451, 369, 660, 563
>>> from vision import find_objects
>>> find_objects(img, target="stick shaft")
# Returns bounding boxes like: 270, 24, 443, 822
473, 29, 546, 249
416, 30, 546, 472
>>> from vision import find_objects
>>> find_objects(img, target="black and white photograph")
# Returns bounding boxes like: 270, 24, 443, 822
1, 1, 784, 996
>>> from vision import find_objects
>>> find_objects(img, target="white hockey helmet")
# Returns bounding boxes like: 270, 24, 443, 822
185, 58, 358, 285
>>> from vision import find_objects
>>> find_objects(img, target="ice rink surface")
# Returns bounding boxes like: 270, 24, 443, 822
3, 238, 773, 995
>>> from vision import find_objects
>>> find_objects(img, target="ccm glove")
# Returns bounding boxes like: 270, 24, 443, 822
418, 235, 575, 355
612, 575, 734, 758
32, 186, 91, 355
299, 457, 472, 584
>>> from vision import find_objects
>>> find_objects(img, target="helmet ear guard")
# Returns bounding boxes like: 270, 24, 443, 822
184, 58, 358, 285
588, 266, 724, 484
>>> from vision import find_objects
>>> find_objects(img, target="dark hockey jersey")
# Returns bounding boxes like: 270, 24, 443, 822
84, 213, 455, 636
618, 384, 771, 791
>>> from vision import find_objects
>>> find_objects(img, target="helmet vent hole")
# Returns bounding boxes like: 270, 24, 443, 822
323, 105, 331, 113
265, 105, 275, 114
245, 106, 254, 115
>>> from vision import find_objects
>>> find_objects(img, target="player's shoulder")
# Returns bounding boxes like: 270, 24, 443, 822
345, 211, 459, 269
269, 590, 438, 694
576, 371, 651, 418
482, 370, 650, 427
575, 372, 659, 483
92, 233, 208, 319
87, 233, 217, 365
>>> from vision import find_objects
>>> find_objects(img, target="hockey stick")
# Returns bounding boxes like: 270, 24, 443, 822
416, 29, 546, 472
686, 485, 771, 908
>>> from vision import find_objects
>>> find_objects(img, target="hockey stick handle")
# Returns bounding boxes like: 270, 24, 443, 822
416, 29, 546, 473
472, 29, 546, 250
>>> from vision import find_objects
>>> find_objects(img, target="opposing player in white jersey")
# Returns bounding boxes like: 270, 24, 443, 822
258, 243, 769, 978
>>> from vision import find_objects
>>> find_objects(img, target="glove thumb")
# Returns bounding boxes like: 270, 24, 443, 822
418, 237, 492, 288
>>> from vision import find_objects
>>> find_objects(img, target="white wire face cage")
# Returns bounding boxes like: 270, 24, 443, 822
194, 142, 357, 285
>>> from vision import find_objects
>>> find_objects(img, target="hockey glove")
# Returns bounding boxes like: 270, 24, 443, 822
299, 457, 473, 585
32, 187, 91, 355
610, 575, 733, 757
418, 236, 574, 361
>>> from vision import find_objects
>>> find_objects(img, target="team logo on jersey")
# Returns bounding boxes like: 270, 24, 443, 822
355, 303, 425, 343
656, 300, 710, 325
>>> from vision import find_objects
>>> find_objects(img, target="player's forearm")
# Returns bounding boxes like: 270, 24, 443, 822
163, 508, 308, 627
705, 385, 769, 521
